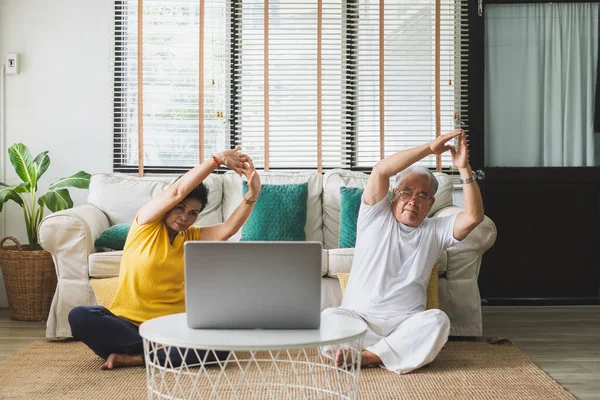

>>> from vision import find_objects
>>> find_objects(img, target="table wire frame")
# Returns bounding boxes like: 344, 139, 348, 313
143, 337, 364, 400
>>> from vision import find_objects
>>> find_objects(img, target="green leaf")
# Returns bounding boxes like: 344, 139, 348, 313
0, 184, 24, 213
38, 189, 73, 213
49, 171, 91, 191
8, 143, 36, 187
12, 182, 29, 194
33, 151, 50, 181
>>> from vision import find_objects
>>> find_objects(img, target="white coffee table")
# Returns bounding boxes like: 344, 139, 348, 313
139, 313, 367, 400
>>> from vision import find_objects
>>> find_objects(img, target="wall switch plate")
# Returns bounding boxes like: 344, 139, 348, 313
6, 54, 19, 75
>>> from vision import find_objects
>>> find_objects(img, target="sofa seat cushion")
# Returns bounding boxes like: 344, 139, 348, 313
327, 247, 447, 278
322, 169, 454, 250
89, 251, 122, 278
222, 171, 323, 242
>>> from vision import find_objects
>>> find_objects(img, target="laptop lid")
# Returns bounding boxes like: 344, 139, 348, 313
184, 241, 322, 329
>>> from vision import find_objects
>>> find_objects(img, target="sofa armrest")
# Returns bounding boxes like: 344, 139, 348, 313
38, 204, 110, 338
433, 205, 497, 336
39, 204, 110, 278
433, 205, 497, 254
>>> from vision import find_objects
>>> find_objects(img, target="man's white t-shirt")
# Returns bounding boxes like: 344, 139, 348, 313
341, 195, 459, 319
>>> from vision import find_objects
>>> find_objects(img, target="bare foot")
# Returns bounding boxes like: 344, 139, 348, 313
335, 349, 382, 368
360, 350, 382, 367
101, 353, 144, 370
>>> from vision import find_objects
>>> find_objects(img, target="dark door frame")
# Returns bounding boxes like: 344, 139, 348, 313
468, 0, 600, 305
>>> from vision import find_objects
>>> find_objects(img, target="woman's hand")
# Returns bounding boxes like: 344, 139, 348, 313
215, 147, 250, 176
429, 129, 463, 155
242, 157, 261, 202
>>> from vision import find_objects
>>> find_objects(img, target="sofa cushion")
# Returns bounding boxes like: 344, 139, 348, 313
222, 171, 323, 242
94, 223, 130, 250
336, 262, 440, 309
87, 173, 223, 226
87, 173, 170, 225
322, 169, 454, 250
327, 247, 447, 279
90, 277, 119, 308
326, 248, 355, 277
89, 251, 123, 278
339, 187, 364, 248
241, 182, 308, 241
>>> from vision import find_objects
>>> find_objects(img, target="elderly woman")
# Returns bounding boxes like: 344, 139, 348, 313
68, 147, 262, 369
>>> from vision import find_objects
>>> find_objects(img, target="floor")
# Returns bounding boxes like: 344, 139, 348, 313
1, 306, 599, 399
482, 306, 600, 400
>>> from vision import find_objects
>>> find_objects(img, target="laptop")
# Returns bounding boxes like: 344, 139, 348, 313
184, 241, 322, 329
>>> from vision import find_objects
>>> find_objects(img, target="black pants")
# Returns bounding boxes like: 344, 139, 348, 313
68, 306, 229, 367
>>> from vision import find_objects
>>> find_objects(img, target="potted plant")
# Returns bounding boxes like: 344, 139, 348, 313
0, 143, 91, 320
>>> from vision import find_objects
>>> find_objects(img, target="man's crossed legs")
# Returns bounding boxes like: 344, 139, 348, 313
321, 307, 450, 374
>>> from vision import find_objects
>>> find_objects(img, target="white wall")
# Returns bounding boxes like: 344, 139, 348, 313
0, 0, 113, 306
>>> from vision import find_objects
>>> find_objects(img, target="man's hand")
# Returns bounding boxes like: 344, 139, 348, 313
449, 131, 469, 170
429, 129, 463, 155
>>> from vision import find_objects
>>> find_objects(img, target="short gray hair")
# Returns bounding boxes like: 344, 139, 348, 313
394, 166, 438, 196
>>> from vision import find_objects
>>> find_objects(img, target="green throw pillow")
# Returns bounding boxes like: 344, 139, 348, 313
241, 182, 308, 241
339, 187, 364, 248
339, 187, 392, 248
95, 223, 131, 250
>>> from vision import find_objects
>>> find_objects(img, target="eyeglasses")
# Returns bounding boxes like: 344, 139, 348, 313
393, 190, 432, 205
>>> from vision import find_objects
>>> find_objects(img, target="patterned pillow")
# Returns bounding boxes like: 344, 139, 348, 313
241, 182, 308, 241
90, 277, 119, 308
338, 262, 440, 310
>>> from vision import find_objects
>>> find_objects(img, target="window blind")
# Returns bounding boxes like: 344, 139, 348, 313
352, 0, 468, 169
114, 0, 468, 173
113, 0, 229, 172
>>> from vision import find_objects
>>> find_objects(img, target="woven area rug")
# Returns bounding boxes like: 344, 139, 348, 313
0, 340, 574, 400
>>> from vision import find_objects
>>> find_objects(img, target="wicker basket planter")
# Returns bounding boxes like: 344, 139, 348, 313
0, 236, 57, 321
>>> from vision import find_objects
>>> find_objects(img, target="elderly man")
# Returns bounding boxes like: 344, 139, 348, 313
323, 129, 484, 374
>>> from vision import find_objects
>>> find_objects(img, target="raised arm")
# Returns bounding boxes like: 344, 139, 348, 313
137, 147, 249, 226
364, 130, 463, 205
451, 132, 484, 240
199, 159, 262, 241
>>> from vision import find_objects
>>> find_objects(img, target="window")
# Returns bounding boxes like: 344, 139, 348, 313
113, 0, 468, 173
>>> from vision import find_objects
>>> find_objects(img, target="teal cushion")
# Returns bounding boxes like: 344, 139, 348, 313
339, 187, 365, 248
338, 187, 392, 248
94, 223, 131, 250
241, 182, 308, 241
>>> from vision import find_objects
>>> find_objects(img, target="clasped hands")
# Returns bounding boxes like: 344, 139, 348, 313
429, 129, 469, 170
214, 147, 262, 202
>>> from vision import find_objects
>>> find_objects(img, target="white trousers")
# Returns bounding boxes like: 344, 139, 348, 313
321, 307, 450, 374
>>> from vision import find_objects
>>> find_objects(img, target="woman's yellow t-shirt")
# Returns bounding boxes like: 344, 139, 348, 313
109, 216, 200, 325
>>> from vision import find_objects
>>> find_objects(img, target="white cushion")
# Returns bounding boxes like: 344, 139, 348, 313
87, 173, 223, 227
326, 248, 355, 277
193, 173, 224, 226
222, 171, 323, 243
88, 173, 170, 225
326, 247, 447, 278
429, 173, 454, 216
89, 251, 122, 278
322, 169, 454, 250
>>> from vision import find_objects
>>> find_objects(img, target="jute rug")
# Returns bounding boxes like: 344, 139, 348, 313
0, 340, 574, 399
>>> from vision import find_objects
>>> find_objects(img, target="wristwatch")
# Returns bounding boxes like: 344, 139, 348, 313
459, 172, 477, 185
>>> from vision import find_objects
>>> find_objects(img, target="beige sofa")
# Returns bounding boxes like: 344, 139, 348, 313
38, 169, 497, 339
